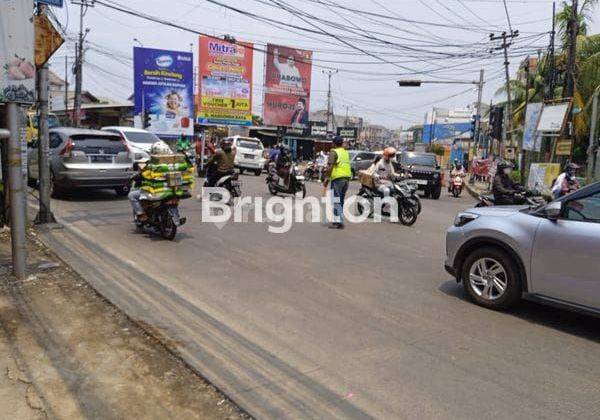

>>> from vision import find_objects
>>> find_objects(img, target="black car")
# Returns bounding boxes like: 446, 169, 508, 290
393, 152, 443, 199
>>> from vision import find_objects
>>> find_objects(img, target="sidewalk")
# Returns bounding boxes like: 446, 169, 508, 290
0, 228, 247, 419
464, 177, 491, 199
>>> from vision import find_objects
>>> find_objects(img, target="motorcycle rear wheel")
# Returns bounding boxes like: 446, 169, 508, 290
160, 215, 177, 240
398, 204, 417, 226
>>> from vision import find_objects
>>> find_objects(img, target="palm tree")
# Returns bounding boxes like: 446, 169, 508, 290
555, 0, 599, 48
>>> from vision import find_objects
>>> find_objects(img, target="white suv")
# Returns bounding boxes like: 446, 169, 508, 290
227, 136, 265, 176
102, 126, 161, 162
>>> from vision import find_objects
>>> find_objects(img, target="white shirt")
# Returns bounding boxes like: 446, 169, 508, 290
274, 57, 303, 90
373, 159, 397, 185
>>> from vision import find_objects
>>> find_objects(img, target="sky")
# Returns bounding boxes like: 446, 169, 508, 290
47, 0, 600, 129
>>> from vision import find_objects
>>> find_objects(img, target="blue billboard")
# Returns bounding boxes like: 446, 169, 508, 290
133, 47, 194, 138
422, 122, 471, 144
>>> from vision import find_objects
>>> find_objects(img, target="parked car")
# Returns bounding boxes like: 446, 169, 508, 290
394, 152, 443, 199
225, 136, 265, 176
349, 150, 379, 179
102, 126, 161, 162
445, 181, 600, 313
28, 128, 134, 197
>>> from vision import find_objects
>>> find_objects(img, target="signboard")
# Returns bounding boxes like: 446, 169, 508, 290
423, 122, 471, 143
284, 126, 305, 136
35, 14, 64, 67
310, 122, 327, 137
133, 47, 194, 137
522, 102, 542, 151
0, 0, 35, 104
555, 139, 573, 156
263, 44, 313, 127
527, 163, 561, 192
537, 102, 570, 134
197, 36, 253, 126
337, 127, 358, 141
37, 0, 64, 7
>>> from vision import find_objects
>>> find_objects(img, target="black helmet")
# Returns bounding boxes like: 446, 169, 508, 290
333, 136, 344, 146
497, 160, 513, 172
566, 162, 580, 172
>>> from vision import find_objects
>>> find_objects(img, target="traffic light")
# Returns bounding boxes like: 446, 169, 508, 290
142, 111, 151, 129
470, 115, 477, 139
489, 106, 504, 140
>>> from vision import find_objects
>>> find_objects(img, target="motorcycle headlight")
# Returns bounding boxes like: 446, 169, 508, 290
454, 212, 479, 227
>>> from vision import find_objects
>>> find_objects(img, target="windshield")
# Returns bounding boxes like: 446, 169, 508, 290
401, 153, 437, 167
125, 131, 161, 144
31, 115, 60, 129
348, 151, 358, 159
237, 139, 262, 150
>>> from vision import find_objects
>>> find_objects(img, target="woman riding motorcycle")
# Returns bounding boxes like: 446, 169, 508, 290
206, 138, 236, 187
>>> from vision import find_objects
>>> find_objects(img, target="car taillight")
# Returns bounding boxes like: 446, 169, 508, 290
59, 137, 74, 157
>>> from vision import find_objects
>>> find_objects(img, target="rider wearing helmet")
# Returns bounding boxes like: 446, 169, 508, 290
449, 159, 466, 192
206, 137, 236, 187
551, 162, 581, 199
372, 147, 399, 197
492, 160, 525, 205
275, 143, 293, 187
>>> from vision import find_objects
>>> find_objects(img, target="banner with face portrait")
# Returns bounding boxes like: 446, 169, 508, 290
263, 44, 313, 127
134, 47, 194, 137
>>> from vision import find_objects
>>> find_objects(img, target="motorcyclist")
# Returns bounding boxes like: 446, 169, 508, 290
372, 147, 399, 197
449, 159, 466, 192
206, 137, 236, 187
551, 162, 581, 199
274, 144, 292, 187
492, 160, 525, 205
128, 140, 172, 221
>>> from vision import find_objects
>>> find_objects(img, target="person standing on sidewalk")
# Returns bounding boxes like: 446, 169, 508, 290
323, 136, 351, 229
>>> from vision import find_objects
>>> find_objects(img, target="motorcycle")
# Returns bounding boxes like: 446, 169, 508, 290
450, 174, 465, 198
135, 171, 187, 240
356, 179, 418, 226
475, 189, 546, 207
267, 162, 306, 198
302, 161, 322, 182
204, 169, 241, 206
399, 179, 422, 215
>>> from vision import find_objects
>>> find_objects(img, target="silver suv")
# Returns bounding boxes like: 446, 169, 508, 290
445, 181, 600, 313
28, 128, 133, 197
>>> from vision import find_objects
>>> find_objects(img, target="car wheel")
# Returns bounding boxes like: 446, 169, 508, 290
115, 185, 129, 197
50, 172, 62, 198
461, 247, 521, 310
431, 186, 441, 200
254, 169, 262, 176
239, 168, 245, 174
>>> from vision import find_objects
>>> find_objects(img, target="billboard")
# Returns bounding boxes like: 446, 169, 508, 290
198, 36, 253, 126
133, 47, 194, 137
423, 123, 471, 144
263, 44, 313, 127
0, 0, 35, 104
523, 103, 542, 151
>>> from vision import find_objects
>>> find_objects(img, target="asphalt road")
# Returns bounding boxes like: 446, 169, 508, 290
38, 175, 600, 419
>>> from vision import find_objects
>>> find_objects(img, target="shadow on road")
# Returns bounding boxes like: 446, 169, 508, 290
54, 189, 128, 202
439, 279, 600, 343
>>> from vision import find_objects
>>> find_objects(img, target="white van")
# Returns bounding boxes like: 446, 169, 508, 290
227, 136, 265, 176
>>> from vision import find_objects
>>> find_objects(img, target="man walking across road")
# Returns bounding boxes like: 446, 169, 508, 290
324, 136, 351, 229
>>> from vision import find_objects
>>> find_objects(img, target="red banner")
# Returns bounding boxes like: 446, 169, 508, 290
263, 44, 313, 127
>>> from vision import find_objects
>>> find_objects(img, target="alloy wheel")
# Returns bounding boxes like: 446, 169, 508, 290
468, 258, 508, 301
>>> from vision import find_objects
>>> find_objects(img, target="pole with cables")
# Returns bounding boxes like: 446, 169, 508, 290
323, 69, 338, 133
72, 0, 94, 127
491, 31, 519, 148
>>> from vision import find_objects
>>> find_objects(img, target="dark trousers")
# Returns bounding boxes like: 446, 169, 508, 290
331, 178, 349, 224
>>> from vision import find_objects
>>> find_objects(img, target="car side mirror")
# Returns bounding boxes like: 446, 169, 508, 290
544, 201, 562, 221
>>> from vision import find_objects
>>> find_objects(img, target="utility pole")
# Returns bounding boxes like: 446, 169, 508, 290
64, 56, 70, 125
323, 69, 338, 133
520, 58, 531, 183
72, 0, 94, 127
564, 0, 578, 99
545, 2, 557, 101
474, 69, 485, 153
490, 30, 519, 147
587, 90, 598, 181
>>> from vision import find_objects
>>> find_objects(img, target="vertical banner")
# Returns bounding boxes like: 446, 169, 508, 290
522, 102, 542, 151
197, 36, 253, 126
133, 47, 194, 137
263, 44, 312, 127
0, 0, 35, 104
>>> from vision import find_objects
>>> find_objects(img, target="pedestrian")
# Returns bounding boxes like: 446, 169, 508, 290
323, 136, 351, 229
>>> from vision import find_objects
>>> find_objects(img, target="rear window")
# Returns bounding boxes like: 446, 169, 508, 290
72, 135, 126, 155
401, 153, 437, 167
236, 139, 262, 150
124, 131, 160, 144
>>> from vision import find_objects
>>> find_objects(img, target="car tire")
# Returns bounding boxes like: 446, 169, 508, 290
254, 169, 262, 176
461, 246, 522, 310
431, 186, 441, 200
115, 185, 129, 197
239, 168, 245, 175
50, 172, 62, 199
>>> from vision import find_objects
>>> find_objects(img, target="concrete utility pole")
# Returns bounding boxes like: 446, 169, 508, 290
5, 105, 27, 279
587, 90, 598, 181
490, 31, 519, 146
545, 2, 557, 101
323, 69, 338, 133
72, 0, 94, 127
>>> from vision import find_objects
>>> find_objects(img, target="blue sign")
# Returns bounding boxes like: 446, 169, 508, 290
37, 0, 64, 7
133, 47, 194, 138
423, 122, 471, 144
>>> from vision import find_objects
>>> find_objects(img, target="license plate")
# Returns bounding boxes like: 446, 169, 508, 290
244, 154, 255, 159
166, 172, 183, 187
90, 155, 113, 163
414, 179, 428, 185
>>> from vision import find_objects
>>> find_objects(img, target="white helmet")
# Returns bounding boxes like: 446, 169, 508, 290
150, 140, 172, 155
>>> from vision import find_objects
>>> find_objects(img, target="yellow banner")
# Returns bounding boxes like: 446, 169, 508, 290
201, 97, 250, 111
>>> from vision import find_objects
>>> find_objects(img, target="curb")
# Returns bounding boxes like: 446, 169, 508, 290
465, 181, 486, 200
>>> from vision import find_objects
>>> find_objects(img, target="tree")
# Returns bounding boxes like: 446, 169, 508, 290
555, 0, 599, 48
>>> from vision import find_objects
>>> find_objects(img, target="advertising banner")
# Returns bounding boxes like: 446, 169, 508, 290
310, 121, 327, 137
522, 103, 542, 151
337, 127, 358, 141
198, 36, 253, 126
528, 163, 561, 192
35, 14, 64, 67
134, 47, 194, 137
263, 44, 313, 127
0, 0, 35, 104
